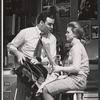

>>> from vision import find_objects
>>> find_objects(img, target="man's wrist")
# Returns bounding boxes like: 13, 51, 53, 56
41, 61, 49, 65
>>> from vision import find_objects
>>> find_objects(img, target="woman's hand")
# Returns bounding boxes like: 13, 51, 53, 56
53, 65, 62, 73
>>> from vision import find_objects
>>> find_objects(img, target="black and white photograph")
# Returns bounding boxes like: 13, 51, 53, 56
41, 0, 54, 12
1, 0, 99, 100
78, 0, 98, 20
58, 5, 71, 18
91, 25, 98, 39
78, 20, 91, 43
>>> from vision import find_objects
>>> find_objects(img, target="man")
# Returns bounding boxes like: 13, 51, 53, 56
7, 8, 57, 100
7, 11, 57, 71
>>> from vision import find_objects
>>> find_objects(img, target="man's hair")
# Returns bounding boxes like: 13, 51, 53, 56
67, 21, 85, 40
37, 11, 54, 24
36, 5, 59, 24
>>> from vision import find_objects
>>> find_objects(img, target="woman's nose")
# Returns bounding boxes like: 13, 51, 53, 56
65, 33, 67, 36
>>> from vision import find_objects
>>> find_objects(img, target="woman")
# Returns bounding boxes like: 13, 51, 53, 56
42, 21, 90, 100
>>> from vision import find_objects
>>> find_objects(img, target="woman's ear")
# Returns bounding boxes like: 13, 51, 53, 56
74, 33, 76, 37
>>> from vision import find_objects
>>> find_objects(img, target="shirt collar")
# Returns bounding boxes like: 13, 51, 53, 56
35, 26, 51, 38
36, 26, 41, 35
71, 38, 80, 47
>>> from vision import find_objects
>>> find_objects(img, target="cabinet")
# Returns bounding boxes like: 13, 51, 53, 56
3, 69, 17, 100
3, 0, 37, 68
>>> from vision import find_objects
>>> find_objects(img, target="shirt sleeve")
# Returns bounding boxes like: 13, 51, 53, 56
7, 30, 25, 52
70, 46, 81, 72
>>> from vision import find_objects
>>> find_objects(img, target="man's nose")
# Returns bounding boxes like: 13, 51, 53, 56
50, 25, 53, 29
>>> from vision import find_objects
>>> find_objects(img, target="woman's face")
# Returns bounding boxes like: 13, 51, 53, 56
65, 27, 75, 42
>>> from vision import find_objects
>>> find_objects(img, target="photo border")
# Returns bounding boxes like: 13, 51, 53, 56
55, 0, 71, 5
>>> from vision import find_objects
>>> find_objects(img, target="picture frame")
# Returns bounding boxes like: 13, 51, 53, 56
91, 25, 98, 39
41, 0, 54, 12
78, 20, 91, 43
78, 0, 98, 20
58, 4, 71, 18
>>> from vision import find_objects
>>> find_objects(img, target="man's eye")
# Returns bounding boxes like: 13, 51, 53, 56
48, 23, 52, 26
66, 32, 69, 34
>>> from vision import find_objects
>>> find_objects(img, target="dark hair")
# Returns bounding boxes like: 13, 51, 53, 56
67, 21, 85, 40
36, 5, 59, 24
37, 11, 54, 24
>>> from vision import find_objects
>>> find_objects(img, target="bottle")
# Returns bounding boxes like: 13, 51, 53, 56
5, 56, 8, 68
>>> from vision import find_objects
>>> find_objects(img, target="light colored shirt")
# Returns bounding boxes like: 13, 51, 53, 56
7, 26, 57, 62
68, 38, 89, 77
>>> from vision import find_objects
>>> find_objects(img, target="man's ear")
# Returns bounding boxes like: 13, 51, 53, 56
40, 21, 43, 26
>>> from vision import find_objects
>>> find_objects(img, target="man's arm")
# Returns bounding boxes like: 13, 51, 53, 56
7, 30, 26, 64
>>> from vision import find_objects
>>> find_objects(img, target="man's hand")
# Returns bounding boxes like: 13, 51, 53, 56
16, 51, 26, 64
30, 58, 40, 64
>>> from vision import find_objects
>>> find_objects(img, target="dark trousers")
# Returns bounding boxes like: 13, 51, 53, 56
16, 77, 43, 100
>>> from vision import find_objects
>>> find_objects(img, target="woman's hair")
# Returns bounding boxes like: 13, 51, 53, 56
67, 21, 85, 40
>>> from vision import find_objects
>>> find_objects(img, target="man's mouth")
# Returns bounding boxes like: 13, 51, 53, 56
50, 29, 53, 33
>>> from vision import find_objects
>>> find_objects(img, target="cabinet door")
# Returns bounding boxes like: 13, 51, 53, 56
3, 75, 17, 100
3, 91, 11, 100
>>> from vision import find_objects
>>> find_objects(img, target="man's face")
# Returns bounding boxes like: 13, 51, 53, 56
42, 17, 55, 35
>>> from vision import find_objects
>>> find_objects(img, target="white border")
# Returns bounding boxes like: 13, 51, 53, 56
1, 0, 3, 100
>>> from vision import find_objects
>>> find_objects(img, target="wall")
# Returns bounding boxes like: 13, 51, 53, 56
37, 0, 98, 59
59, 0, 98, 59
59, 0, 78, 44
85, 39, 98, 59
85, 20, 98, 59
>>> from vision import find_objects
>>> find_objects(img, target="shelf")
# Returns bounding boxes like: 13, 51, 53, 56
5, 11, 29, 16
89, 59, 98, 64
